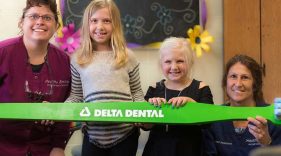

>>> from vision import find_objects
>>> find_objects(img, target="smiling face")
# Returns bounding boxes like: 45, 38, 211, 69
20, 5, 57, 44
89, 7, 113, 51
161, 48, 189, 84
226, 62, 255, 106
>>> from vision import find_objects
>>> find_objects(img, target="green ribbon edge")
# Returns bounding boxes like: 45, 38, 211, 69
0, 102, 280, 125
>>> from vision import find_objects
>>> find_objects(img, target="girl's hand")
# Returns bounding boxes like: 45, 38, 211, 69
50, 147, 65, 156
167, 96, 195, 108
247, 116, 272, 146
148, 97, 166, 107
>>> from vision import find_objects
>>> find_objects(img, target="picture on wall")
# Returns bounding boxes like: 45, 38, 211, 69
61, 0, 199, 46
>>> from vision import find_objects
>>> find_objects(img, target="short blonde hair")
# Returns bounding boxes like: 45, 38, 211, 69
159, 37, 195, 78
76, 0, 128, 68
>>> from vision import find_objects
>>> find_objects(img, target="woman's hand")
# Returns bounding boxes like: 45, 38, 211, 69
35, 120, 55, 126
148, 97, 166, 107
134, 123, 154, 130
247, 116, 272, 146
167, 96, 195, 108
34, 101, 55, 126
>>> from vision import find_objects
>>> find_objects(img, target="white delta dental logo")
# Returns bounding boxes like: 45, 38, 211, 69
80, 107, 164, 118
80, 107, 91, 117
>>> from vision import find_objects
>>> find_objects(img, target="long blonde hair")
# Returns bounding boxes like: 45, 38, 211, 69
76, 0, 128, 68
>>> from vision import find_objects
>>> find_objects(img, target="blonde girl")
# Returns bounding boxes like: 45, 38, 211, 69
65, 0, 144, 156
142, 37, 213, 156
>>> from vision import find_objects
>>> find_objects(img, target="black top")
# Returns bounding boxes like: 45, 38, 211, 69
143, 79, 214, 156
0, 73, 7, 87
31, 63, 44, 73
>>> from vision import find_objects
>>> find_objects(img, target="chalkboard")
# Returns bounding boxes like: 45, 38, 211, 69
62, 0, 199, 45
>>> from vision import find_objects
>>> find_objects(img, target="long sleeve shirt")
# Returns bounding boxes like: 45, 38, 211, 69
0, 36, 71, 156
65, 50, 144, 148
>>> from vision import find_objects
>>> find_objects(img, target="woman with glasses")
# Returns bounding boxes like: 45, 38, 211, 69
0, 0, 71, 156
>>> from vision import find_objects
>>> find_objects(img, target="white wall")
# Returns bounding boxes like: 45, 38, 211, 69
0, 0, 25, 39
194, 0, 224, 104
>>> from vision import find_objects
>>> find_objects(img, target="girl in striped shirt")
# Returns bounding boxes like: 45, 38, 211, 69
65, 0, 144, 155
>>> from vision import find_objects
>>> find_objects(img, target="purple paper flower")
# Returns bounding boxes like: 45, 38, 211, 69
55, 23, 80, 54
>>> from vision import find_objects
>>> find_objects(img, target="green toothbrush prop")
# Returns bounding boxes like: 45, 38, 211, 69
0, 98, 281, 125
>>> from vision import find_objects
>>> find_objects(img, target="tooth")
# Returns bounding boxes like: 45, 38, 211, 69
34, 29, 44, 32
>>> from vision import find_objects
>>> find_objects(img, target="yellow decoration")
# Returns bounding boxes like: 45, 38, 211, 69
187, 25, 214, 57
146, 42, 161, 49
56, 0, 64, 37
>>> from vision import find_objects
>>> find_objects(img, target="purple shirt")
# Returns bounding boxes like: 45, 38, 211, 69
0, 36, 71, 156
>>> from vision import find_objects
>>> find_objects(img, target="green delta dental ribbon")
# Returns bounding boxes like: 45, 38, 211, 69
0, 102, 281, 125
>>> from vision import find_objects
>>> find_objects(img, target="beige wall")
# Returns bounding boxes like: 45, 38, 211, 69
0, 1, 25, 39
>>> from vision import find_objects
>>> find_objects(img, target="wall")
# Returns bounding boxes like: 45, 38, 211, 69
0, 0, 223, 155
0, 1, 25, 39
0, 1, 223, 105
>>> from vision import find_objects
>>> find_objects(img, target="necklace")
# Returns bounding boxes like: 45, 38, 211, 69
164, 86, 186, 132
234, 127, 246, 134
163, 79, 191, 132
164, 79, 191, 100
164, 87, 183, 100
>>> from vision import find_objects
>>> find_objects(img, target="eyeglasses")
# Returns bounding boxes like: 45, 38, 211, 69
25, 57, 53, 102
25, 14, 55, 22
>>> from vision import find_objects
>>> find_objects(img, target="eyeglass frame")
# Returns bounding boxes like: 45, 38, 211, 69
24, 13, 55, 22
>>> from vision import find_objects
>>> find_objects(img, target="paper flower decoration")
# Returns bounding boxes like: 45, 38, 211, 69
55, 23, 80, 54
187, 25, 214, 57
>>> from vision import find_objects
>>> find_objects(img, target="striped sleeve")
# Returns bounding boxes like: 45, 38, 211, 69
65, 63, 83, 103
129, 63, 144, 102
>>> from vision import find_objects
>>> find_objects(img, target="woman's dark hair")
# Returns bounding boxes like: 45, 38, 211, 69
21, 0, 59, 24
223, 54, 264, 103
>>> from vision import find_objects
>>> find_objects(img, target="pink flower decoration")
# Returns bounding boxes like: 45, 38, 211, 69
56, 23, 80, 54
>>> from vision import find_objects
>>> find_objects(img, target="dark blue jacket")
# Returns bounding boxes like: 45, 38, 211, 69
202, 103, 281, 156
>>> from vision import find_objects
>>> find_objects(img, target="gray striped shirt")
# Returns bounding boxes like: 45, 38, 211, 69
65, 50, 144, 148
